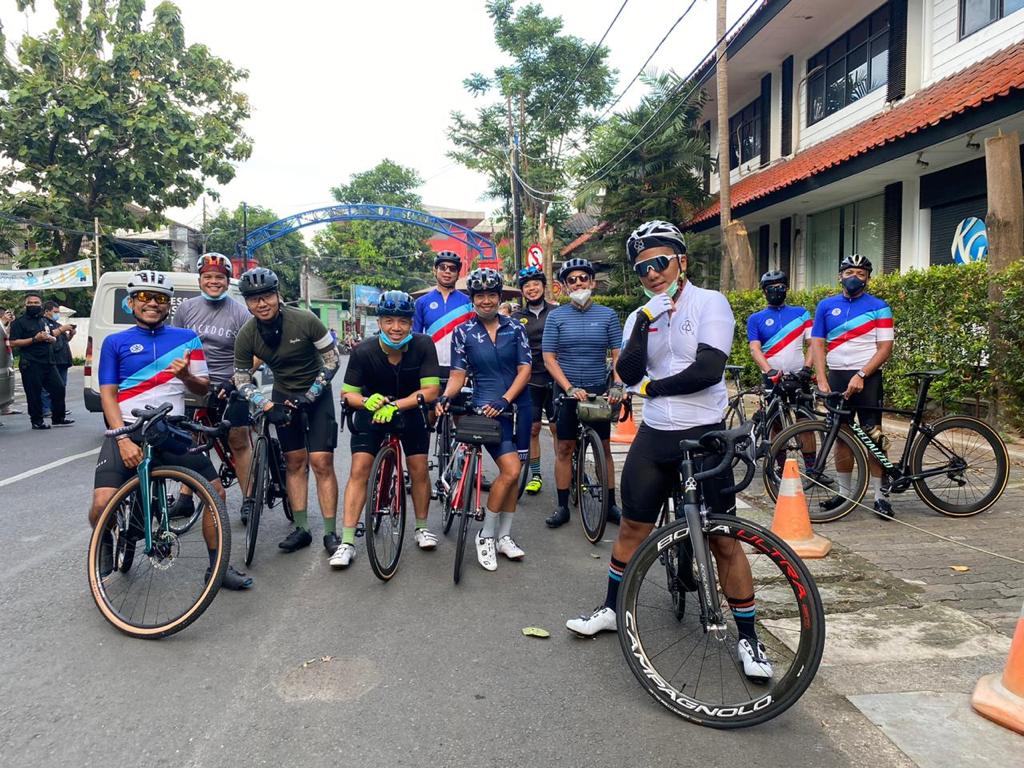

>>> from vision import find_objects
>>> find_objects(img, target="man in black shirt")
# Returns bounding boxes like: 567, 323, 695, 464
335, 291, 441, 568
8, 293, 72, 429
40, 300, 75, 418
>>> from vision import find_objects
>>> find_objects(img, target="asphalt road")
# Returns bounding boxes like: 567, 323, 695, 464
0, 366, 908, 768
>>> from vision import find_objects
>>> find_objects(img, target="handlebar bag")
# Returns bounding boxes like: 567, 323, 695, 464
453, 413, 502, 446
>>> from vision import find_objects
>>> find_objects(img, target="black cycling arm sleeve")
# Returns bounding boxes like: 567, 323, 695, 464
616, 314, 651, 386
645, 344, 728, 398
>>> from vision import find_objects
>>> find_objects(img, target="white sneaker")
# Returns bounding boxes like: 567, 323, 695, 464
495, 535, 525, 560
475, 533, 497, 571
566, 606, 617, 637
737, 638, 773, 682
329, 543, 357, 569
414, 528, 438, 550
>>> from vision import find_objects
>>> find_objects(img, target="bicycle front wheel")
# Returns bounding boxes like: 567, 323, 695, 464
365, 443, 406, 581
618, 514, 825, 729
454, 452, 477, 585
910, 416, 1009, 517
245, 437, 269, 566
577, 428, 608, 544
87, 467, 229, 640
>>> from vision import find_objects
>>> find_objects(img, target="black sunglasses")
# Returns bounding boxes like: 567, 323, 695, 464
633, 255, 673, 277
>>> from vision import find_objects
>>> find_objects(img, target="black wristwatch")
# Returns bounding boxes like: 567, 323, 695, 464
856, 370, 867, 379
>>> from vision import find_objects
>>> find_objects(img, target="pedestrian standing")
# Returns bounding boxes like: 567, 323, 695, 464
7, 293, 73, 429
40, 300, 75, 418
0, 307, 21, 416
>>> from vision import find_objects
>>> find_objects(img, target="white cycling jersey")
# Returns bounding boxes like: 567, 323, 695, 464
622, 283, 734, 431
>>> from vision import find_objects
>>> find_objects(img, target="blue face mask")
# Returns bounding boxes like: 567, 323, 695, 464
379, 332, 412, 350
202, 290, 228, 302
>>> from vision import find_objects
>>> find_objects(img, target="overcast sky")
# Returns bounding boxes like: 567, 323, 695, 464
3, 0, 753, 229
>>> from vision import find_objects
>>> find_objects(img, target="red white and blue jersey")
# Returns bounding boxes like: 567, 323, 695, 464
746, 305, 811, 372
413, 288, 473, 369
98, 325, 208, 423
811, 292, 893, 371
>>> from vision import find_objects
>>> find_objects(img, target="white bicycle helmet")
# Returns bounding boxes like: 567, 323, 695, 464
626, 220, 687, 264
127, 270, 174, 297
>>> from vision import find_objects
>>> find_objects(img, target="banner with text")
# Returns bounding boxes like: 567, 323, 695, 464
0, 259, 94, 291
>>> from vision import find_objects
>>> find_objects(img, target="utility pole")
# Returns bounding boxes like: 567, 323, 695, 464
507, 94, 524, 274
93, 217, 101, 281
242, 201, 249, 269
716, 0, 732, 291
201, 197, 207, 254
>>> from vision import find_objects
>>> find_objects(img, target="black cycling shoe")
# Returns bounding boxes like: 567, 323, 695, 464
51, 418, 75, 427
607, 504, 622, 525
278, 527, 312, 552
873, 498, 895, 519
818, 494, 846, 511
323, 532, 342, 554
239, 499, 253, 526
31, 422, 50, 430
545, 506, 570, 528
168, 494, 195, 520
205, 564, 254, 590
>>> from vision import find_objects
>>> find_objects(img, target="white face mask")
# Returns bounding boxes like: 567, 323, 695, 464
569, 289, 592, 305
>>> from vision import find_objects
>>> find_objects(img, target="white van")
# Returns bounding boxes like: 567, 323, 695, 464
84, 271, 256, 413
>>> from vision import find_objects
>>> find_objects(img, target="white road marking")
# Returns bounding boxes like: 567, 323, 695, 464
0, 447, 100, 488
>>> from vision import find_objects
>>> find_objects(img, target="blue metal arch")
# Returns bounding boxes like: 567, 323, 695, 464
239, 203, 498, 265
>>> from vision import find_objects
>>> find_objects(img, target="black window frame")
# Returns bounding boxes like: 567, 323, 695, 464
806, 4, 890, 126
959, 0, 1024, 39
728, 98, 762, 170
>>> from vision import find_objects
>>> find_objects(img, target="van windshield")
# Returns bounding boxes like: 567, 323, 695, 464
112, 288, 201, 325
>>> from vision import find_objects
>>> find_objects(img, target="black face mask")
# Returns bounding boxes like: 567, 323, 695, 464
764, 286, 787, 307
257, 312, 284, 349
842, 276, 867, 296
527, 296, 546, 307
25, 306, 42, 318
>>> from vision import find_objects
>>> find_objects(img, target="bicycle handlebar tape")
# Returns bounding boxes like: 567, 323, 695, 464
769, 458, 832, 559
610, 407, 637, 445
972, 597, 1024, 734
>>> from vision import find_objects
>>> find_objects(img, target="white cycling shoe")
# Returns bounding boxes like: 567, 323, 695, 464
496, 535, 525, 560
476, 534, 498, 571
566, 606, 617, 637
737, 638, 774, 682
414, 528, 438, 550
329, 543, 357, 569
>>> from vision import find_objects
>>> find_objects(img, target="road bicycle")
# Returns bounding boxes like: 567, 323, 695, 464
763, 369, 1009, 521
241, 401, 294, 566
87, 403, 230, 639
191, 391, 248, 489
618, 422, 825, 728
435, 400, 519, 585
723, 365, 817, 467
340, 396, 430, 581
555, 392, 620, 544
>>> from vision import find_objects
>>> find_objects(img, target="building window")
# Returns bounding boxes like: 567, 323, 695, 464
960, 0, 1024, 38
806, 195, 884, 287
728, 98, 761, 170
806, 5, 890, 126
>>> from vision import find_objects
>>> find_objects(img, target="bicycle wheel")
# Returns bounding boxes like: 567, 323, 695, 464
441, 446, 462, 535
764, 421, 869, 522
517, 454, 530, 500
577, 429, 608, 544
569, 451, 579, 508
111, 495, 142, 573
245, 437, 269, 567
269, 439, 293, 522
434, 415, 453, 496
454, 452, 477, 585
909, 416, 1009, 517
618, 514, 825, 729
87, 467, 229, 640
365, 443, 406, 581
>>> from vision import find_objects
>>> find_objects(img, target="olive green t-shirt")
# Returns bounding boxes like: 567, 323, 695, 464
234, 305, 331, 398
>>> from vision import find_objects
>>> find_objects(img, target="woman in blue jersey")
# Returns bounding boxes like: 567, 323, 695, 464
437, 268, 532, 572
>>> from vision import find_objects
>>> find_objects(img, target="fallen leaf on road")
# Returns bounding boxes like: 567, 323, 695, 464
950, 565, 970, 573
591, 553, 601, 559
522, 627, 550, 638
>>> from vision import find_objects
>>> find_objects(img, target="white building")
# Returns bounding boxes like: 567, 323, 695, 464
685, 0, 1024, 287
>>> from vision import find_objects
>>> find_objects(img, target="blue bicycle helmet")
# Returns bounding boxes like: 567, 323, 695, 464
517, 265, 546, 288
376, 290, 415, 318
557, 257, 595, 283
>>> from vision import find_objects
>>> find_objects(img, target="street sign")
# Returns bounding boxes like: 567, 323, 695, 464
527, 243, 543, 268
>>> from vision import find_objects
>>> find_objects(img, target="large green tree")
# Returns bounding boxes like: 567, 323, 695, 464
312, 159, 433, 295
0, 0, 251, 268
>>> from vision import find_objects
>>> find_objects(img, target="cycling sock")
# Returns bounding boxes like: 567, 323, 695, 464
481, 508, 500, 538
870, 476, 884, 501
342, 526, 357, 545
608, 488, 616, 507
728, 595, 757, 642
557, 488, 569, 507
415, 517, 428, 530
837, 472, 852, 499
207, 548, 217, 569
802, 451, 816, 470
323, 516, 336, 535
292, 508, 309, 531
498, 511, 514, 539
530, 457, 541, 477
604, 556, 627, 610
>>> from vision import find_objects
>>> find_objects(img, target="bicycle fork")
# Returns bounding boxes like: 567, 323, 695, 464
680, 457, 729, 639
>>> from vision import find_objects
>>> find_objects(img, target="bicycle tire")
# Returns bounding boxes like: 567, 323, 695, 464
365, 443, 406, 581
909, 416, 1009, 517
617, 514, 825, 729
764, 420, 870, 522
441, 446, 461, 535
87, 467, 229, 640
245, 437, 269, 567
434, 415, 453, 498
569, 451, 579, 508
112, 496, 140, 573
454, 452, 477, 585
577, 428, 608, 544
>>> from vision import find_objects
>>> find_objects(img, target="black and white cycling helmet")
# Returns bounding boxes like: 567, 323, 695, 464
466, 267, 503, 296
839, 254, 873, 274
377, 290, 415, 318
626, 220, 687, 264
238, 267, 280, 297
434, 250, 462, 268
760, 270, 788, 288
557, 257, 595, 283
127, 270, 173, 297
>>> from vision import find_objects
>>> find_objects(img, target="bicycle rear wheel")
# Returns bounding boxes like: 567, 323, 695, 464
454, 452, 477, 585
270, 438, 293, 522
365, 443, 406, 581
245, 437, 269, 566
577, 428, 608, 544
618, 514, 825, 728
910, 416, 1009, 517
433, 415, 453, 498
441, 446, 461, 535
88, 467, 229, 640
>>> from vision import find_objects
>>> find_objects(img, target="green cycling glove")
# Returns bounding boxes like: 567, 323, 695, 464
364, 393, 387, 412
373, 403, 398, 423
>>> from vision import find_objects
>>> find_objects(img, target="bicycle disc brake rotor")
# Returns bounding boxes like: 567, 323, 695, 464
148, 529, 180, 570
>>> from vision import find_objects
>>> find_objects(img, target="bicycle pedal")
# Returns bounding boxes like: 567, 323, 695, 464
355, 522, 366, 538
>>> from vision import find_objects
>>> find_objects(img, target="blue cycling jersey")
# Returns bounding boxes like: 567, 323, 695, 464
412, 288, 473, 369
450, 314, 531, 407
746, 305, 811, 373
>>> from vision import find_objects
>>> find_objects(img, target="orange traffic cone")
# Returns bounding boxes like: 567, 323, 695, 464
770, 459, 831, 559
972, 600, 1024, 734
610, 410, 637, 445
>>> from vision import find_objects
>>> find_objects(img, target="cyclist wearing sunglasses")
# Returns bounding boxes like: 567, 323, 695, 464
566, 221, 773, 683
511, 266, 558, 496
541, 258, 625, 529
413, 250, 474, 380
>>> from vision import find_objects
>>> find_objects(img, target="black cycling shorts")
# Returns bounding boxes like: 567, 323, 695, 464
555, 383, 611, 441
274, 384, 338, 454
349, 410, 431, 457
827, 370, 883, 429
529, 380, 555, 423
620, 422, 736, 525
94, 436, 218, 490
187, 389, 251, 429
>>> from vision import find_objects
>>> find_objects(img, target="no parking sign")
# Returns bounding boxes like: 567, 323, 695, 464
527, 244, 544, 268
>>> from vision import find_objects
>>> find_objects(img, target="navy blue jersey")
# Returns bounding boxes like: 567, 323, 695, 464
450, 314, 531, 407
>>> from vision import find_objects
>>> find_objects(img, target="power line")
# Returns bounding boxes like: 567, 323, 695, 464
510, 166, 562, 200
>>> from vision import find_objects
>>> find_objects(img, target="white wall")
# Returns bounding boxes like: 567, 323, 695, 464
797, 75, 888, 151
926, 0, 1024, 85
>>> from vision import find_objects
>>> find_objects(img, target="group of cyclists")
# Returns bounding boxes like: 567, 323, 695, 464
88, 217, 895, 682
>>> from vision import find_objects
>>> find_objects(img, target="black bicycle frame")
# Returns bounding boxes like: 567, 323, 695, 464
677, 455, 728, 634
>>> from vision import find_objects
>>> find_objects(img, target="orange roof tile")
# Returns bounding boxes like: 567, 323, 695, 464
687, 39, 1024, 228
